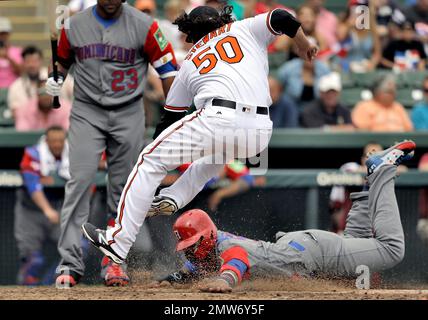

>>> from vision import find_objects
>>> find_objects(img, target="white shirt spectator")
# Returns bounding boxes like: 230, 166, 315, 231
68, 0, 97, 13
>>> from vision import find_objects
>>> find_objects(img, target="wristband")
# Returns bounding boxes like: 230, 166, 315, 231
219, 270, 239, 287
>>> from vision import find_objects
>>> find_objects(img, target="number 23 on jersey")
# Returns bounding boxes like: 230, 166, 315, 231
192, 36, 244, 75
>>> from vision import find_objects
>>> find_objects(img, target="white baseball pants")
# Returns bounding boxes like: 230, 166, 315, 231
106, 103, 273, 258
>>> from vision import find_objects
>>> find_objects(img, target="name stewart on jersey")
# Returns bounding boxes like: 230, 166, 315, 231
76, 44, 137, 64
185, 23, 233, 61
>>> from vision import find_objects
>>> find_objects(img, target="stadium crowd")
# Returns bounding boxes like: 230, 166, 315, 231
1, 0, 428, 285
2, 0, 428, 131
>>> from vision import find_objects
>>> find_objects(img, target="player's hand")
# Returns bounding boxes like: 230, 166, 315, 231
46, 76, 64, 97
298, 43, 319, 62
208, 192, 222, 212
44, 208, 60, 225
198, 279, 232, 293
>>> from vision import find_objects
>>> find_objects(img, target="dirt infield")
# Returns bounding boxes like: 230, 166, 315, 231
1, 274, 428, 300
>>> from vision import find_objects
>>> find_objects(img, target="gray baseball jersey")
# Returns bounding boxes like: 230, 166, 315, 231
184, 165, 404, 282
57, 4, 178, 108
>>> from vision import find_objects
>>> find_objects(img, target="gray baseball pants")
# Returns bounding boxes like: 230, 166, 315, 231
14, 190, 62, 259
279, 165, 405, 277
57, 100, 145, 276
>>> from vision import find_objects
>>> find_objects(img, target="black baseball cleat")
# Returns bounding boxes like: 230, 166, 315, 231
81, 223, 124, 265
146, 196, 178, 218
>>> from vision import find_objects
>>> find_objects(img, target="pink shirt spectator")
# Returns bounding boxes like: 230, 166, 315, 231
14, 97, 71, 132
316, 8, 338, 48
0, 46, 23, 88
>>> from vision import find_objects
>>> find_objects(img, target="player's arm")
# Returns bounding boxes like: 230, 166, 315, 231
198, 246, 250, 293
20, 148, 59, 224
270, 9, 318, 61
144, 20, 178, 97
153, 76, 193, 139
153, 261, 201, 286
46, 27, 74, 97
248, 9, 318, 61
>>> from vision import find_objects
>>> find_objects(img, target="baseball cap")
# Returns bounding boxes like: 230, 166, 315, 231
0, 17, 12, 33
319, 72, 342, 93
188, 5, 220, 20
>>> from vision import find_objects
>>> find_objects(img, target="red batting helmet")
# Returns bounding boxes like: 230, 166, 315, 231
173, 209, 218, 259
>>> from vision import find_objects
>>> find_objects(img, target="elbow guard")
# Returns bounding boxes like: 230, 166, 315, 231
270, 9, 301, 38
153, 109, 187, 140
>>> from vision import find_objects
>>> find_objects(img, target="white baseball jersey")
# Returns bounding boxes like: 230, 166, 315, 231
164, 12, 278, 112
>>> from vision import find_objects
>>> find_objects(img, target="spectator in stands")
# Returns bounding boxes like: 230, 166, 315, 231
300, 72, 354, 130
348, 0, 406, 39
411, 77, 428, 130
14, 80, 72, 131
417, 152, 428, 243
15, 126, 69, 285
159, 0, 186, 54
68, 0, 97, 14
253, 0, 294, 54
403, 0, 428, 37
381, 21, 427, 71
268, 76, 299, 128
8, 46, 48, 119
254, 0, 288, 14
205, 0, 228, 10
352, 75, 414, 132
0, 17, 23, 89
305, 0, 338, 48
134, 0, 156, 14
335, 1, 381, 72
276, 48, 331, 110
228, 0, 252, 20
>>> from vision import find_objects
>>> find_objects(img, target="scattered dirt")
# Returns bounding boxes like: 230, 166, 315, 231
2, 272, 428, 300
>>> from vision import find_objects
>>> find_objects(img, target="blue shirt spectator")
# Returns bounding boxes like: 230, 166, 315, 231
276, 58, 331, 109
411, 77, 428, 130
412, 101, 428, 130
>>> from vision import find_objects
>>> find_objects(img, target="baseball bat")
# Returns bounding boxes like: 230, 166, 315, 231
51, 37, 61, 108
48, 0, 61, 108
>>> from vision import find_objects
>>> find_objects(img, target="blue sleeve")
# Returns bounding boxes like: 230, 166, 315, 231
411, 107, 428, 130
224, 258, 248, 278
239, 174, 254, 187
22, 172, 43, 195
203, 176, 220, 189
184, 260, 198, 274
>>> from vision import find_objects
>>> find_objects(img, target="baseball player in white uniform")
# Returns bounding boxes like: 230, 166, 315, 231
82, 5, 319, 265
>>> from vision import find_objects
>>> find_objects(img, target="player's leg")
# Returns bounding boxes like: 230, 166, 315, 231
14, 192, 46, 285
323, 141, 415, 276
342, 191, 373, 239
329, 165, 403, 276
57, 104, 107, 283
82, 110, 213, 262
149, 115, 272, 216
151, 157, 224, 214
105, 102, 145, 222
102, 102, 145, 286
